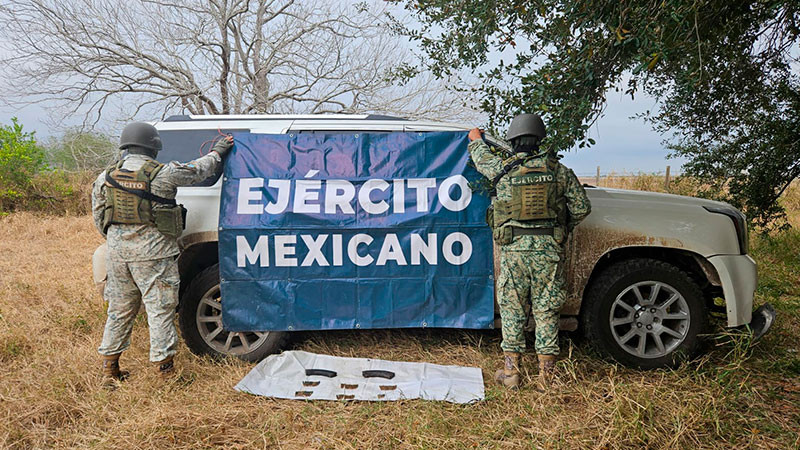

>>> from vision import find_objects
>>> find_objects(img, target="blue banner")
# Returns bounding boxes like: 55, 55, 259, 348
218, 132, 494, 331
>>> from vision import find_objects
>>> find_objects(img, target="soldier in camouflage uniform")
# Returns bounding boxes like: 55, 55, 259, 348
91, 122, 233, 384
467, 114, 591, 391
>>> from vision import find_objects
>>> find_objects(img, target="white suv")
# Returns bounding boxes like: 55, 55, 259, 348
92, 114, 774, 368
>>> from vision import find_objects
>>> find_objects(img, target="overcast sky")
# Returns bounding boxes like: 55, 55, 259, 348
559, 88, 685, 177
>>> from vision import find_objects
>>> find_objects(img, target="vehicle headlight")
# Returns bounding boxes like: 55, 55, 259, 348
703, 205, 748, 254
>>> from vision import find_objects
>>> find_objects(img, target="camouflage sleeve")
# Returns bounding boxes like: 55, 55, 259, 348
90, 171, 107, 237
467, 139, 504, 180
161, 152, 223, 189
563, 165, 591, 229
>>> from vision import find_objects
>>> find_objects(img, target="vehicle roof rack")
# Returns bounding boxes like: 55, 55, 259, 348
164, 115, 191, 122
364, 114, 408, 121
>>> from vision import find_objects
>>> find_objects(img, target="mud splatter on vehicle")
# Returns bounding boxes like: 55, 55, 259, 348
563, 226, 685, 315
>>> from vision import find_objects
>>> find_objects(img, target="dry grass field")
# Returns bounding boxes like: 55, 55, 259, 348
0, 180, 798, 449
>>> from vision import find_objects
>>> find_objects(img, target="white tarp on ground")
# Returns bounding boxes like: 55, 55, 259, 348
235, 350, 485, 404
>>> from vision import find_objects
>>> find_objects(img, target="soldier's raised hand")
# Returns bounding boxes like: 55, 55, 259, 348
468, 128, 484, 142
211, 135, 234, 159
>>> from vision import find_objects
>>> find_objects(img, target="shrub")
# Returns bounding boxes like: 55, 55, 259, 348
0, 119, 99, 215
0, 118, 47, 210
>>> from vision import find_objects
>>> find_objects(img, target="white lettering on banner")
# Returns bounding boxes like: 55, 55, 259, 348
348, 234, 374, 266
301, 234, 329, 266
237, 177, 264, 214
439, 175, 471, 212
325, 180, 355, 214
234, 232, 472, 268
294, 178, 322, 213
332, 234, 343, 266
274, 235, 297, 267
406, 178, 436, 212
233, 175, 474, 216
358, 179, 390, 214
265, 179, 290, 214
442, 232, 472, 265
393, 179, 405, 213
237, 235, 269, 267
411, 233, 437, 265
376, 234, 407, 266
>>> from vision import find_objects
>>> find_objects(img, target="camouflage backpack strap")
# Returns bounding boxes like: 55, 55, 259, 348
487, 154, 525, 233
489, 155, 526, 196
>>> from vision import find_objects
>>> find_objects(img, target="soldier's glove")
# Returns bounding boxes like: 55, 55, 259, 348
211, 136, 234, 159
468, 128, 484, 142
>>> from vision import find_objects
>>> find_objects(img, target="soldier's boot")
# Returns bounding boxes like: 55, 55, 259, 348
494, 352, 522, 390
153, 356, 175, 378
101, 353, 129, 387
537, 354, 558, 392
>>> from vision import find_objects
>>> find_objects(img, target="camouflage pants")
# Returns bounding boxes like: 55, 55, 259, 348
98, 256, 180, 362
497, 236, 566, 355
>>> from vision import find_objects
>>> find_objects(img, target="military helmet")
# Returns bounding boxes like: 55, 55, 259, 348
119, 122, 162, 156
506, 114, 546, 141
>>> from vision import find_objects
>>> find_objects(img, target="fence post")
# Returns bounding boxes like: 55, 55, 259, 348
665, 165, 671, 191
596, 166, 601, 186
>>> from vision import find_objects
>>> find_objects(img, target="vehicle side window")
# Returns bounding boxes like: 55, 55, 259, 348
158, 129, 243, 187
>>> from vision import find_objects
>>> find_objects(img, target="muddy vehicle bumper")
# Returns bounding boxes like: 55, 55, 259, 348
707, 254, 757, 327
712, 254, 776, 341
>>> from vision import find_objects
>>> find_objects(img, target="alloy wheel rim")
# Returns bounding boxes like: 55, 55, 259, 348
195, 285, 270, 356
609, 281, 691, 359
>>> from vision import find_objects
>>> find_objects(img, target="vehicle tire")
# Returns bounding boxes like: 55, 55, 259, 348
582, 258, 707, 369
178, 263, 288, 362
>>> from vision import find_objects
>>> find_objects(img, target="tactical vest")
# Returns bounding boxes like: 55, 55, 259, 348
490, 155, 567, 229
102, 160, 186, 237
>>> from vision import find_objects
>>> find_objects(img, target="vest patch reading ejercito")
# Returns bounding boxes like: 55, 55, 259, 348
509, 173, 554, 185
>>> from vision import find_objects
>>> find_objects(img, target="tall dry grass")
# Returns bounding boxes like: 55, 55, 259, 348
0, 183, 798, 448
780, 180, 800, 228
589, 172, 705, 198
592, 174, 800, 228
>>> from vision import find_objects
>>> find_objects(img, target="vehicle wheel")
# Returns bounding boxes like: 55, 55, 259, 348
178, 263, 287, 362
582, 258, 707, 369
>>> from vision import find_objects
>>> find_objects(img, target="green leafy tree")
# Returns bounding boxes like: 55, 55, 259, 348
390, 0, 800, 227
0, 118, 47, 206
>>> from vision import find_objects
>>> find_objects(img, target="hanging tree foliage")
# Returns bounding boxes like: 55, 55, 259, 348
390, 0, 800, 228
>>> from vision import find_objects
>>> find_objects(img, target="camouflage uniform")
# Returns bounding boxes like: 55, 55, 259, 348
92, 152, 222, 362
468, 140, 591, 356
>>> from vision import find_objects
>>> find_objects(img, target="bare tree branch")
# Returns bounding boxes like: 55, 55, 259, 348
0, 0, 475, 124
